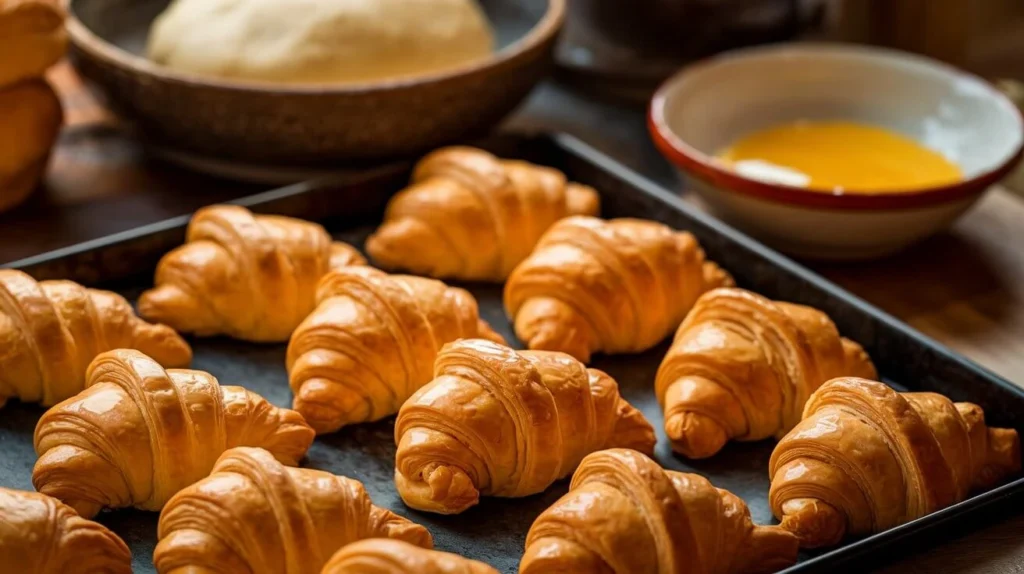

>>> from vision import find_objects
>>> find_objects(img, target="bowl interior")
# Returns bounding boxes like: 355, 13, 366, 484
658, 44, 1023, 179
71, 0, 548, 62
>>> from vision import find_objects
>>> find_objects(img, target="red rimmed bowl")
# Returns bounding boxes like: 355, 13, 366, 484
649, 44, 1024, 260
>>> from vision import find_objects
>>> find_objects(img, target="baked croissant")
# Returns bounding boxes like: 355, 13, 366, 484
287, 266, 505, 434
655, 288, 877, 459
155, 446, 432, 574
33, 349, 315, 518
394, 338, 657, 514
0, 269, 192, 408
770, 377, 1021, 548
322, 539, 498, 574
0, 79, 63, 213
505, 216, 733, 363
0, 487, 131, 574
521, 448, 799, 574
138, 204, 366, 342
366, 146, 600, 282
0, 0, 68, 88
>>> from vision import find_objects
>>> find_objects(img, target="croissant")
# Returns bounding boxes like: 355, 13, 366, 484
33, 349, 315, 518
287, 266, 505, 434
138, 204, 366, 342
521, 448, 799, 574
0, 79, 63, 213
366, 146, 600, 282
0, 487, 131, 574
394, 338, 656, 514
769, 377, 1022, 548
655, 288, 877, 459
322, 539, 498, 574
0, 0, 67, 88
155, 446, 432, 574
504, 216, 733, 363
0, 269, 192, 408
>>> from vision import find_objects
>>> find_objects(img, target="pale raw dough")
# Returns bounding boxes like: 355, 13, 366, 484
147, 0, 495, 84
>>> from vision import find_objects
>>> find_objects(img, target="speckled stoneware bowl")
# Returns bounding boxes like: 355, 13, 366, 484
65, 0, 564, 165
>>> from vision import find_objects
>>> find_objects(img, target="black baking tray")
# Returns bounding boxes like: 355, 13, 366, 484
3, 133, 1023, 574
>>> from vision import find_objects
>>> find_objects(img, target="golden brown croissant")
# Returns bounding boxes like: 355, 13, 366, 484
0, 269, 192, 408
366, 146, 600, 282
394, 339, 656, 514
287, 266, 505, 434
770, 377, 1021, 548
0, 0, 67, 87
155, 446, 432, 574
505, 216, 733, 363
322, 539, 498, 574
521, 448, 799, 574
655, 288, 876, 459
0, 79, 63, 213
0, 487, 131, 574
33, 349, 315, 518
138, 204, 366, 342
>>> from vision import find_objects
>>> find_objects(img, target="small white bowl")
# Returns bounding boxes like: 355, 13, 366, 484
649, 43, 1024, 260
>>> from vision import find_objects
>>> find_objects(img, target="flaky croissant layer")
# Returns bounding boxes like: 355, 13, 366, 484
156, 447, 432, 574
33, 349, 315, 518
139, 204, 365, 342
366, 146, 600, 282
656, 288, 876, 459
287, 266, 504, 434
395, 339, 656, 514
0, 269, 191, 408
321, 539, 498, 574
0, 487, 131, 574
505, 216, 733, 363
521, 448, 799, 574
770, 377, 1021, 548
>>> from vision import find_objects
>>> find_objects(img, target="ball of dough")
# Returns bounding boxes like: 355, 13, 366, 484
147, 0, 495, 84
0, 80, 62, 213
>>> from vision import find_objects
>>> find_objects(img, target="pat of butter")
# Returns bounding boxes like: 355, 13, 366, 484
730, 159, 811, 188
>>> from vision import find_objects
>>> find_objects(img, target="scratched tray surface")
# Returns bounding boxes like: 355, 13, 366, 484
2, 134, 1023, 574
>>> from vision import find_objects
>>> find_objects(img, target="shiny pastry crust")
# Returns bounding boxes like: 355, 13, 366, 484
366, 146, 600, 282
521, 448, 799, 574
504, 216, 733, 363
0, 269, 192, 408
321, 539, 498, 574
33, 349, 315, 518
287, 266, 505, 434
0, 487, 131, 574
138, 204, 365, 342
155, 447, 431, 574
394, 339, 656, 514
655, 287, 876, 458
770, 377, 1021, 548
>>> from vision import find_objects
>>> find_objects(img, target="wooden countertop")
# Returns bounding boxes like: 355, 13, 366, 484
4, 63, 1024, 573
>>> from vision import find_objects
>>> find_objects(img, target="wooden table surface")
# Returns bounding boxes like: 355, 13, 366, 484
5, 63, 1024, 572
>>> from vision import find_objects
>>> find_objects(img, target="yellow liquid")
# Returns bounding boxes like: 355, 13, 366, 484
717, 121, 963, 193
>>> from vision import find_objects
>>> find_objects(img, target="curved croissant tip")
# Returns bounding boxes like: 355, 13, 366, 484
132, 322, 193, 368
778, 498, 847, 549
665, 411, 728, 459
566, 183, 600, 217
395, 465, 479, 515
519, 323, 591, 364
746, 525, 800, 574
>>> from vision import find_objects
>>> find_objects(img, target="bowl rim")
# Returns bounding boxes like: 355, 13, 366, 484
648, 43, 1024, 211
64, 0, 565, 94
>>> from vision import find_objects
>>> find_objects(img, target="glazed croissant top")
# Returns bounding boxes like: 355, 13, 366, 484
287, 265, 504, 433
156, 447, 432, 574
770, 377, 1021, 548
505, 216, 733, 363
521, 448, 799, 574
655, 288, 876, 458
366, 146, 600, 282
0, 269, 192, 408
321, 539, 498, 574
0, 0, 67, 88
394, 339, 656, 514
0, 487, 131, 574
138, 204, 366, 342
33, 349, 315, 518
